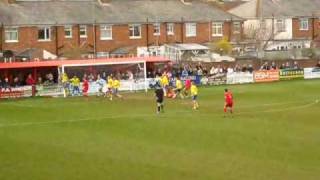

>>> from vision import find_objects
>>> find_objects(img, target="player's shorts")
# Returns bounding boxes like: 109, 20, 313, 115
113, 88, 118, 94
176, 88, 182, 93
156, 98, 163, 103
225, 102, 233, 107
192, 95, 198, 100
82, 88, 88, 93
107, 88, 112, 92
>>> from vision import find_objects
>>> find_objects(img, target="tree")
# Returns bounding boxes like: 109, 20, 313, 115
210, 37, 233, 55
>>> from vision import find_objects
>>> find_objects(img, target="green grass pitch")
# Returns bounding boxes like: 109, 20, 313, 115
0, 80, 320, 180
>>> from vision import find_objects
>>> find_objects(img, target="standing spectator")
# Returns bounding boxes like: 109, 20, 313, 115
209, 66, 215, 75
37, 77, 43, 85
13, 77, 21, 87
248, 64, 254, 73
26, 74, 37, 96
271, 62, 277, 70
3, 78, 11, 91
26, 74, 35, 86
293, 61, 299, 69
181, 68, 188, 77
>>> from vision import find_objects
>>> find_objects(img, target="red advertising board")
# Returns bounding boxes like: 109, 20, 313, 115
254, 70, 280, 82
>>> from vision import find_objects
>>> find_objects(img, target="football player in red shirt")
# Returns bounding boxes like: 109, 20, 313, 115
82, 77, 89, 97
224, 88, 233, 115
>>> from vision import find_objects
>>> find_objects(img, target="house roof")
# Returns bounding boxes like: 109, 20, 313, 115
228, 0, 320, 19
0, 0, 243, 26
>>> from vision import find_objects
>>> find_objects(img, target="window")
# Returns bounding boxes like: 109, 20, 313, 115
38, 27, 51, 41
276, 19, 286, 32
154, 23, 160, 36
129, 24, 141, 39
167, 23, 174, 35
80, 25, 87, 38
186, 23, 196, 37
233, 22, 241, 34
299, 18, 309, 31
64, 26, 72, 38
5, 27, 18, 43
212, 22, 223, 36
100, 25, 112, 40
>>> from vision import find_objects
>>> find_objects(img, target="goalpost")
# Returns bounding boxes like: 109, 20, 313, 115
60, 59, 149, 94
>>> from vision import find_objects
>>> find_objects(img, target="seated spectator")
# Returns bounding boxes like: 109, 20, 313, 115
316, 61, 320, 68
280, 63, 286, 69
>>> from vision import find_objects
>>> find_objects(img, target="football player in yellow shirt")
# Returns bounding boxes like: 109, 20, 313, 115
174, 76, 184, 99
190, 81, 199, 110
105, 75, 114, 100
161, 74, 169, 97
112, 77, 123, 99
61, 73, 70, 98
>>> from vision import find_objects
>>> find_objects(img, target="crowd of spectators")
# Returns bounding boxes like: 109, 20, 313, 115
260, 61, 301, 70
0, 72, 56, 90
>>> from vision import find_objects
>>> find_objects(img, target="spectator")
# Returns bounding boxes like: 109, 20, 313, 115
181, 68, 188, 77
285, 62, 291, 69
26, 74, 35, 85
13, 77, 21, 87
3, 78, 10, 91
293, 61, 299, 69
271, 62, 277, 70
247, 64, 254, 73
280, 63, 286, 69
37, 77, 43, 85
209, 66, 215, 75
316, 61, 320, 68
260, 62, 269, 70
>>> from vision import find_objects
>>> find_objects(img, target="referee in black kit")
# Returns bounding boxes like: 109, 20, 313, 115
154, 82, 164, 114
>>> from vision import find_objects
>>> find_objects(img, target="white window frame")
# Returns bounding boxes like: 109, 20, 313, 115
38, 26, 51, 41
233, 22, 241, 34
185, 23, 196, 37
129, 24, 142, 39
167, 23, 174, 35
79, 25, 87, 38
100, 25, 112, 40
299, 18, 309, 31
276, 19, 286, 32
64, 26, 73, 38
212, 22, 223, 37
5, 27, 19, 43
153, 23, 160, 36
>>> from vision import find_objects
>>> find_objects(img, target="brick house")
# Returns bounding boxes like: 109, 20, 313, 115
0, 0, 244, 60
228, 0, 320, 51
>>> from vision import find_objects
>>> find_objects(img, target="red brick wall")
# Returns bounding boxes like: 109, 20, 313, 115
1, 21, 240, 57
314, 18, 320, 39
292, 18, 313, 39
